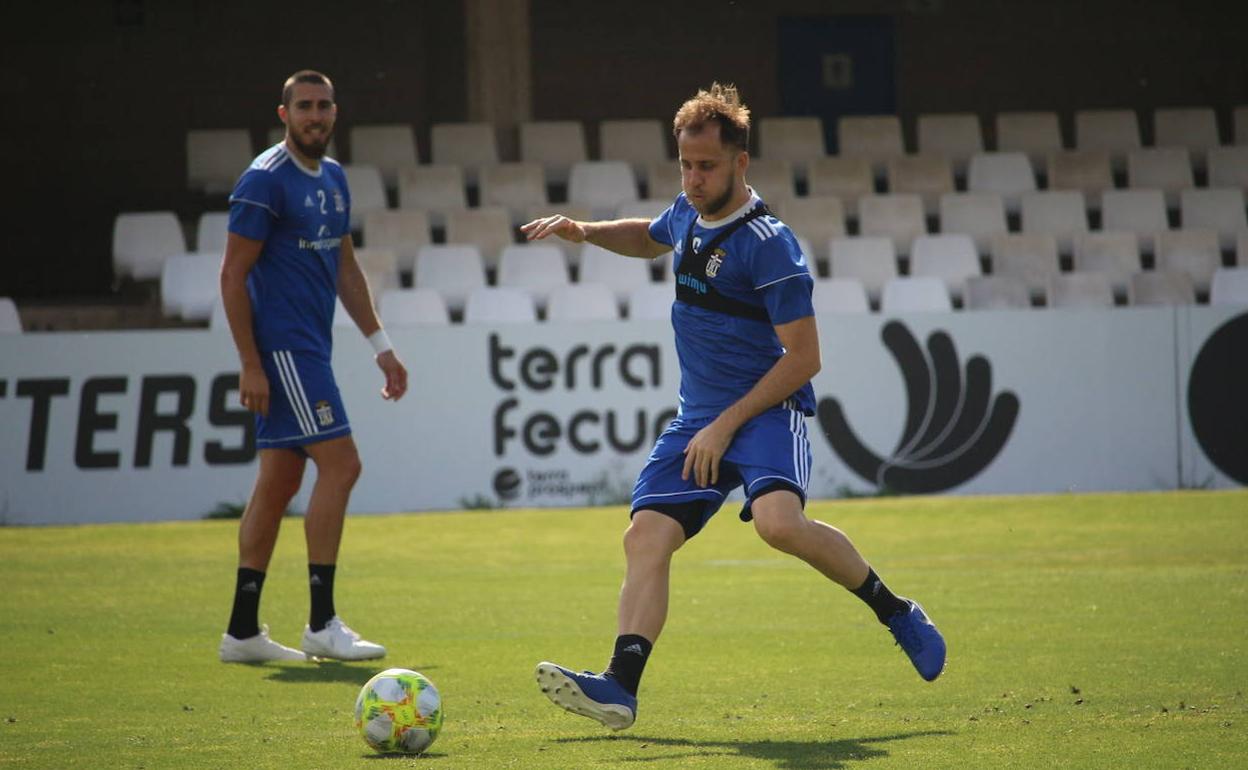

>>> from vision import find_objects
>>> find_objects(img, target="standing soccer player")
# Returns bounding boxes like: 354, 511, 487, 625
522, 83, 945, 729
217, 70, 407, 663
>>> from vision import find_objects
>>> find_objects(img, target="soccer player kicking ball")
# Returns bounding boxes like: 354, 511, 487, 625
522, 83, 945, 729
217, 70, 407, 663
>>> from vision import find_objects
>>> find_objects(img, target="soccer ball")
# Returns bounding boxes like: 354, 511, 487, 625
354, 668, 443, 754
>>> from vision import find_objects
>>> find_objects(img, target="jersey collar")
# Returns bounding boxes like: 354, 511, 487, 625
695, 187, 762, 229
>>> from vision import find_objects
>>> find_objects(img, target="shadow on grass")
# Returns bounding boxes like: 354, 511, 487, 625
555, 730, 952, 769
259, 660, 440, 685
361, 751, 448, 760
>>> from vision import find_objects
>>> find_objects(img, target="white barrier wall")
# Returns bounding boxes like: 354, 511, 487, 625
1, 306, 1244, 524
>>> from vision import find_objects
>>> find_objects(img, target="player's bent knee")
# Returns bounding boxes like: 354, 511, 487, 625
750, 493, 808, 554
623, 510, 685, 557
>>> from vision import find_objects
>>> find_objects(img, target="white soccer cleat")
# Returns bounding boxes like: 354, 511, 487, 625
301, 616, 386, 661
219, 625, 308, 663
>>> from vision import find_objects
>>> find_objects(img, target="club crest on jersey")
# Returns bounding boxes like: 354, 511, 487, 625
315, 400, 335, 427
706, 248, 726, 278
333, 191, 345, 213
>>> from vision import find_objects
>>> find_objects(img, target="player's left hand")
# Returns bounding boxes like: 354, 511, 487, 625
682, 419, 736, 487
375, 350, 408, 401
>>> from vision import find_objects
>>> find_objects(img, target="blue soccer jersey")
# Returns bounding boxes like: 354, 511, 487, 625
648, 190, 817, 420
228, 143, 352, 354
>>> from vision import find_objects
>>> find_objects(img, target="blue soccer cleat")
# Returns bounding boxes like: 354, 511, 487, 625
535, 661, 637, 730
887, 600, 947, 681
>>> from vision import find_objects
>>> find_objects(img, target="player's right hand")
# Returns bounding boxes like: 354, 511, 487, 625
239, 363, 270, 417
520, 214, 587, 243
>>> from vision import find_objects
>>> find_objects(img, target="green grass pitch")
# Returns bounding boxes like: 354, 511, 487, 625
1, 490, 1245, 769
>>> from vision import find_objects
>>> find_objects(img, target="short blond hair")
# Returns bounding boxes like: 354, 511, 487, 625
673, 82, 750, 152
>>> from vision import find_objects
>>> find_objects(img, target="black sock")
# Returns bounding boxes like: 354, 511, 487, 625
226, 567, 266, 640
851, 567, 911, 624
603, 634, 653, 696
308, 563, 337, 632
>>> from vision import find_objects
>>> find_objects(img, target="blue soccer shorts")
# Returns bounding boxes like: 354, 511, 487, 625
256, 349, 352, 450
631, 401, 812, 538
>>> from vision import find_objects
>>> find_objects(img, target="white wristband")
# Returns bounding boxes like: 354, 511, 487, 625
367, 329, 394, 356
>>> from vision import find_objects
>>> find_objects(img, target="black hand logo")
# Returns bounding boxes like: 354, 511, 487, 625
818, 321, 1020, 493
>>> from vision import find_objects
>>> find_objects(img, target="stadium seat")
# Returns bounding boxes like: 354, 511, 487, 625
746, 158, 797, 205
195, 211, 230, 256
1235, 106, 1248, 145
1073, 231, 1141, 297
990, 233, 1060, 301
480, 162, 548, 225
1047, 272, 1115, 309
757, 116, 824, 184
0, 296, 20, 333
430, 122, 499, 187
626, 283, 673, 321
644, 161, 682, 201
1047, 150, 1114, 210
938, 192, 1007, 255
445, 206, 514, 271
772, 196, 846, 267
1075, 109, 1142, 172
1155, 230, 1220, 293
186, 129, 253, 194
1127, 148, 1194, 209
413, 244, 486, 314
916, 113, 983, 177
464, 286, 537, 324
112, 211, 187, 281
353, 247, 401, 297
1020, 190, 1089, 256
887, 154, 955, 216
1207, 146, 1248, 191
496, 243, 569, 310
342, 164, 388, 231
964, 275, 1030, 310
379, 287, 449, 326
349, 124, 418, 190
858, 194, 926, 257
837, 115, 904, 178
160, 252, 221, 321
568, 161, 639, 219
1153, 108, 1221, 173
1210, 267, 1248, 305
812, 278, 870, 314
880, 276, 953, 313
546, 283, 619, 321
1180, 188, 1248, 251
600, 119, 668, 187
967, 152, 1036, 215
807, 156, 874, 218
1240, 231, 1248, 265
1101, 189, 1168, 253
995, 111, 1063, 174
1127, 270, 1196, 306
829, 236, 898, 303
578, 243, 653, 307
398, 164, 468, 228
909, 234, 981, 302
519, 120, 588, 187
363, 209, 432, 275
615, 198, 669, 221
266, 126, 337, 159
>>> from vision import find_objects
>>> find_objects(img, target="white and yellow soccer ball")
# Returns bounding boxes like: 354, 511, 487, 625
354, 668, 443, 754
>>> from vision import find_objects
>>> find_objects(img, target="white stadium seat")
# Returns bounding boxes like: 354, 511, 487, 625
1153, 107, 1221, 172
887, 154, 955, 216
445, 206, 514, 271
341, 164, 388, 231
496, 243, 570, 310
858, 194, 926, 257
838, 115, 904, 178
967, 152, 1036, 215
568, 161, 639, 219
379, 288, 449, 326
431, 122, 499, 187
520, 121, 588, 187
1020, 190, 1089, 256
990, 233, 1061, 300
160, 252, 221, 321
745, 158, 797, 205
1180, 188, 1248, 252
909, 234, 981, 301
1101, 189, 1168, 253
464, 287, 537, 324
187, 128, 253, 194
363, 209, 432, 275
939, 192, 1008, 255
773, 196, 846, 265
195, 211, 230, 255
1073, 231, 1141, 297
577, 243, 653, 307
600, 119, 668, 187
413, 244, 486, 314
1155, 230, 1221, 293
480, 162, 548, 225
812, 278, 870, 314
1127, 148, 1194, 209
626, 283, 673, 321
880, 276, 953, 313
112, 211, 187, 281
829, 236, 898, 303
546, 283, 619, 321
1210, 267, 1248, 305
1047, 272, 1115, 309
964, 275, 1030, 310
398, 164, 468, 228
0, 297, 22, 333
757, 116, 824, 183
808, 156, 874, 217
995, 111, 1063, 173
917, 113, 983, 177
1128, 271, 1196, 307
1207, 146, 1248, 191
349, 124, 418, 190
1075, 109, 1142, 172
